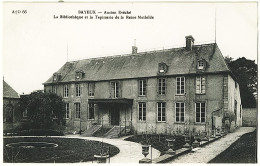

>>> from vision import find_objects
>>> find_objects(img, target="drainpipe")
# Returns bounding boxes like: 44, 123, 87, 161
130, 103, 133, 132
125, 106, 127, 135
101, 109, 103, 127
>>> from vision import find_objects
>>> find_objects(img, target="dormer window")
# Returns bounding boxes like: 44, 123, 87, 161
197, 59, 206, 70
158, 62, 168, 75
75, 73, 80, 79
75, 71, 85, 80
53, 73, 62, 82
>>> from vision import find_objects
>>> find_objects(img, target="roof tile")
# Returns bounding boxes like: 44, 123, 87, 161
44, 43, 230, 84
3, 80, 20, 98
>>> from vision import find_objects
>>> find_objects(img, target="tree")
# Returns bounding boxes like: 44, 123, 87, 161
225, 57, 257, 108
22, 91, 65, 129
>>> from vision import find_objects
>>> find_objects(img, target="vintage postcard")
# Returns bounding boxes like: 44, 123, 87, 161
2, 0, 257, 164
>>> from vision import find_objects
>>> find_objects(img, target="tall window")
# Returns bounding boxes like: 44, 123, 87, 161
138, 102, 146, 121
176, 77, 185, 95
157, 102, 166, 122
176, 102, 185, 122
195, 102, 206, 123
75, 103, 81, 119
158, 78, 166, 95
196, 76, 206, 94
88, 83, 95, 97
76, 84, 81, 97
111, 82, 119, 98
65, 103, 69, 119
52, 86, 57, 94
64, 84, 69, 98
88, 103, 95, 120
139, 80, 147, 96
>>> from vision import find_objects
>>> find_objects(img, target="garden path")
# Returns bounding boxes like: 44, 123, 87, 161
168, 127, 256, 163
65, 135, 161, 163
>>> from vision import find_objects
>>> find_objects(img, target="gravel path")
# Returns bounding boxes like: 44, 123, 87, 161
168, 127, 256, 163
66, 135, 161, 163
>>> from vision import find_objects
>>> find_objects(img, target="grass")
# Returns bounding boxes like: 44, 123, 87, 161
3, 137, 119, 163
125, 134, 187, 155
209, 130, 257, 163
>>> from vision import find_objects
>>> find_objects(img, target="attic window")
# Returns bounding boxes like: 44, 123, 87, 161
75, 71, 85, 80
158, 62, 168, 75
197, 60, 206, 70
53, 73, 62, 82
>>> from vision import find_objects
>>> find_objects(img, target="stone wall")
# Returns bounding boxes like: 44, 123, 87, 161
45, 73, 233, 134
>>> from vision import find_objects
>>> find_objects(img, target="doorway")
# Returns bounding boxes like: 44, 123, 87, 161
110, 105, 120, 126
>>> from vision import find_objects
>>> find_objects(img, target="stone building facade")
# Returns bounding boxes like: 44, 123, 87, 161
43, 36, 242, 134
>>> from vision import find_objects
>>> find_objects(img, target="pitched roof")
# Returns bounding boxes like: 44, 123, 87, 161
3, 80, 20, 98
44, 43, 230, 84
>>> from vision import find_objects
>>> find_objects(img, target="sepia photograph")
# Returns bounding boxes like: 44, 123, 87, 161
2, 0, 257, 164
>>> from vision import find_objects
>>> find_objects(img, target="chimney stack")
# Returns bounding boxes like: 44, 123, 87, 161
132, 46, 138, 54
185, 35, 195, 51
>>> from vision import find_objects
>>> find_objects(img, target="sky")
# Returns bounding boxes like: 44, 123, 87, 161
2, 1, 258, 94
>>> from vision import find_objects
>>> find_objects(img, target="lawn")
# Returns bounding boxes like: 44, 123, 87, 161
3, 137, 120, 163
125, 134, 187, 155
209, 130, 257, 163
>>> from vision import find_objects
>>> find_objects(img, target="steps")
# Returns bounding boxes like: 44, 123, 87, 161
93, 127, 113, 137
81, 124, 102, 137
82, 125, 130, 138
104, 126, 125, 139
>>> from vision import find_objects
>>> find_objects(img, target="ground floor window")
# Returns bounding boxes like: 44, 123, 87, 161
88, 103, 95, 120
157, 102, 166, 122
195, 102, 206, 123
65, 103, 69, 119
138, 102, 146, 121
176, 102, 185, 122
75, 103, 80, 119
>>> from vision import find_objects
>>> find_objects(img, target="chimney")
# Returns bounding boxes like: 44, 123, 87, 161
185, 35, 195, 51
132, 46, 138, 54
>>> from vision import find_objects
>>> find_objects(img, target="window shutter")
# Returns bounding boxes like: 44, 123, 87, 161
110, 82, 113, 98
118, 81, 122, 98
201, 76, 206, 93
157, 78, 159, 94
92, 83, 94, 96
